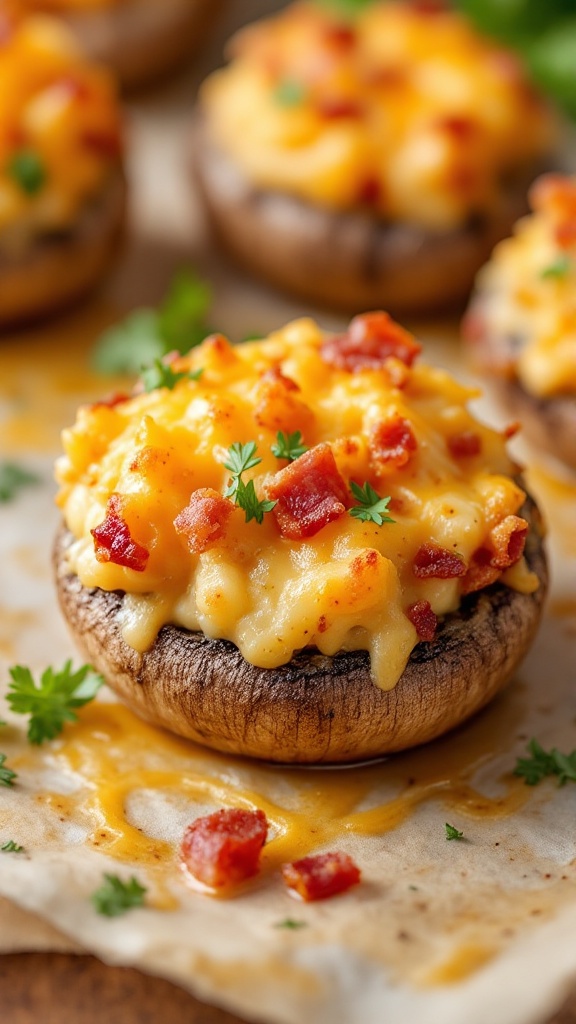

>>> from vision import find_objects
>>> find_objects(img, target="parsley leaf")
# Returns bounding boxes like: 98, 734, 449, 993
235, 478, 277, 525
541, 254, 572, 279
0, 462, 40, 504
223, 441, 262, 497
0, 754, 17, 788
1, 840, 24, 853
349, 481, 395, 525
8, 150, 46, 195
514, 739, 576, 786
445, 823, 464, 841
6, 661, 104, 745
91, 269, 213, 375
91, 873, 147, 917
274, 79, 307, 106
271, 431, 308, 462
140, 358, 203, 393
275, 918, 307, 929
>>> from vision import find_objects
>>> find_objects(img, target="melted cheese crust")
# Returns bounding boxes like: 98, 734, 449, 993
201, 1, 551, 231
470, 175, 576, 399
0, 17, 122, 238
56, 318, 537, 691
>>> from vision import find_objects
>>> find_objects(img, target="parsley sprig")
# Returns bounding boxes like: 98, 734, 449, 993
274, 79, 307, 107
0, 462, 40, 504
92, 269, 213, 375
514, 739, 576, 786
349, 482, 395, 525
8, 150, 46, 195
6, 661, 104, 745
541, 254, 572, 280
140, 358, 203, 393
445, 823, 464, 841
223, 442, 277, 524
275, 918, 307, 929
271, 431, 308, 462
0, 754, 16, 788
1, 840, 24, 853
91, 874, 147, 917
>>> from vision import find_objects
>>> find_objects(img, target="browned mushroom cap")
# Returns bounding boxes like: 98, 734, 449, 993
194, 130, 541, 316
0, 169, 125, 327
64, 0, 225, 90
54, 494, 547, 765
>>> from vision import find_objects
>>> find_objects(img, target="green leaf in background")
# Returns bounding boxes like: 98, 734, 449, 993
528, 20, 576, 120
453, 0, 575, 45
314, 0, 375, 19
0, 462, 40, 504
92, 309, 163, 375
8, 150, 47, 196
157, 269, 213, 353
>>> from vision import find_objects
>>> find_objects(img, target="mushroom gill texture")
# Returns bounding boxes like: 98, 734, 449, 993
194, 132, 538, 316
54, 496, 548, 765
0, 169, 125, 326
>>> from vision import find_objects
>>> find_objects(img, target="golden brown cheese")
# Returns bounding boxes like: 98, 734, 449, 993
55, 316, 538, 691
200, 0, 551, 231
0, 16, 122, 238
467, 174, 576, 399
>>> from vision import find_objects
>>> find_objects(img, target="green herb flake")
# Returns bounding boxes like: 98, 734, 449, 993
91, 874, 147, 917
235, 478, 277, 525
275, 918, 308, 930
314, 0, 374, 18
271, 430, 308, 462
349, 481, 395, 525
274, 79, 307, 107
541, 254, 572, 279
1, 840, 24, 853
514, 739, 576, 786
140, 358, 203, 394
0, 462, 40, 504
7, 661, 104, 745
445, 823, 464, 841
8, 150, 46, 195
0, 754, 17, 788
222, 441, 276, 524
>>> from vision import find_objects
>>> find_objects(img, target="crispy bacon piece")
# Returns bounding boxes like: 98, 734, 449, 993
461, 548, 500, 595
89, 392, 130, 411
317, 97, 363, 119
413, 543, 466, 579
435, 114, 477, 140
181, 808, 268, 889
530, 174, 576, 249
265, 443, 348, 540
369, 415, 418, 471
323, 25, 356, 50
321, 312, 421, 373
488, 515, 527, 570
282, 852, 361, 901
447, 431, 482, 459
254, 366, 315, 436
357, 175, 381, 206
174, 488, 234, 554
91, 494, 149, 571
406, 600, 437, 641
81, 130, 122, 159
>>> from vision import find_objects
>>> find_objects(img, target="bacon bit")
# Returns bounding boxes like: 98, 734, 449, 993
324, 25, 356, 50
503, 421, 521, 440
254, 367, 314, 435
317, 615, 328, 633
282, 852, 361, 901
91, 494, 149, 571
56, 76, 91, 101
406, 600, 437, 641
357, 176, 381, 206
366, 66, 406, 90
461, 548, 500, 595
81, 130, 122, 159
489, 515, 527, 569
265, 443, 348, 540
530, 175, 576, 250
413, 543, 466, 579
369, 415, 418, 472
174, 488, 234, 554
89, 392, 130, 411
447, 431, 482, 459
317, 97, 362, 119
322, 312, 421, 373
435, 115, 477, 140
181, 808, 268, 889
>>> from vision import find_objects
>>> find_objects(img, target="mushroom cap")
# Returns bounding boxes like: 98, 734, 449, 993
54, 494, 548, 765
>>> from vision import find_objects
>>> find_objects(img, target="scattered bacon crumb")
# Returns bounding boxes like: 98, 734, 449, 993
91, 494, 149, 572
461, 549, 500, 595
503, 421, 521, 440
447, 431, 482, 459
489, 515, 527, 570
317, 615, 328, 633
317, 97, 362, 119
80, 130, 122, 158
357, 176, 381, 206
181, 808, 268, 889
321, 312, 421, 373
174, 488, 234, 554
406, 600, 437, 641
254, 366, 314, 435
413, 543, 466, 579
370, 415, 418, 471
265, 443, 348, 539
282, 852, 361, 901
435, 114, 477, 140
530, 174, 576, 249
89, 392, 130, 411
323, 25, 356, 50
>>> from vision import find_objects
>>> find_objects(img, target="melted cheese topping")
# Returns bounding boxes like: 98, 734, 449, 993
0, 16, 122, 238
55, 317, 538, 692
469, 174, 576, 399
201, 1, 551, 231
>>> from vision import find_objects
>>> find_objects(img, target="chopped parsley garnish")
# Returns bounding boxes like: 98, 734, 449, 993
6, 661, 104, 745
0, 754, 17, 788
541, 254, 572, 279
271, 430, 308, 462
0, 462, 40, 504
223, 442, 277, 524
91, 874, 147, 917
514, 739, 576, 786
445, 823, 464, 841
91, 269, 213, 375
349, 481, 395, 525
274, 79, 307, 107
8, 150, 46, 195
1, 840, 24, 853
140, 358, 203, 393
275, 918, 308, 929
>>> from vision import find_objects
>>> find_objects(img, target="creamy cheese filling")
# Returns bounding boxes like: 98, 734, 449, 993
55, 317, 538, 691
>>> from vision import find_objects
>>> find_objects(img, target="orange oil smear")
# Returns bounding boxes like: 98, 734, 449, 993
525, 464, 576, 556
421, 943, 498, 985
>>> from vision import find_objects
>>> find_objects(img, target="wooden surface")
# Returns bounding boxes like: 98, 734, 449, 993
0, 953, 575, 1024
